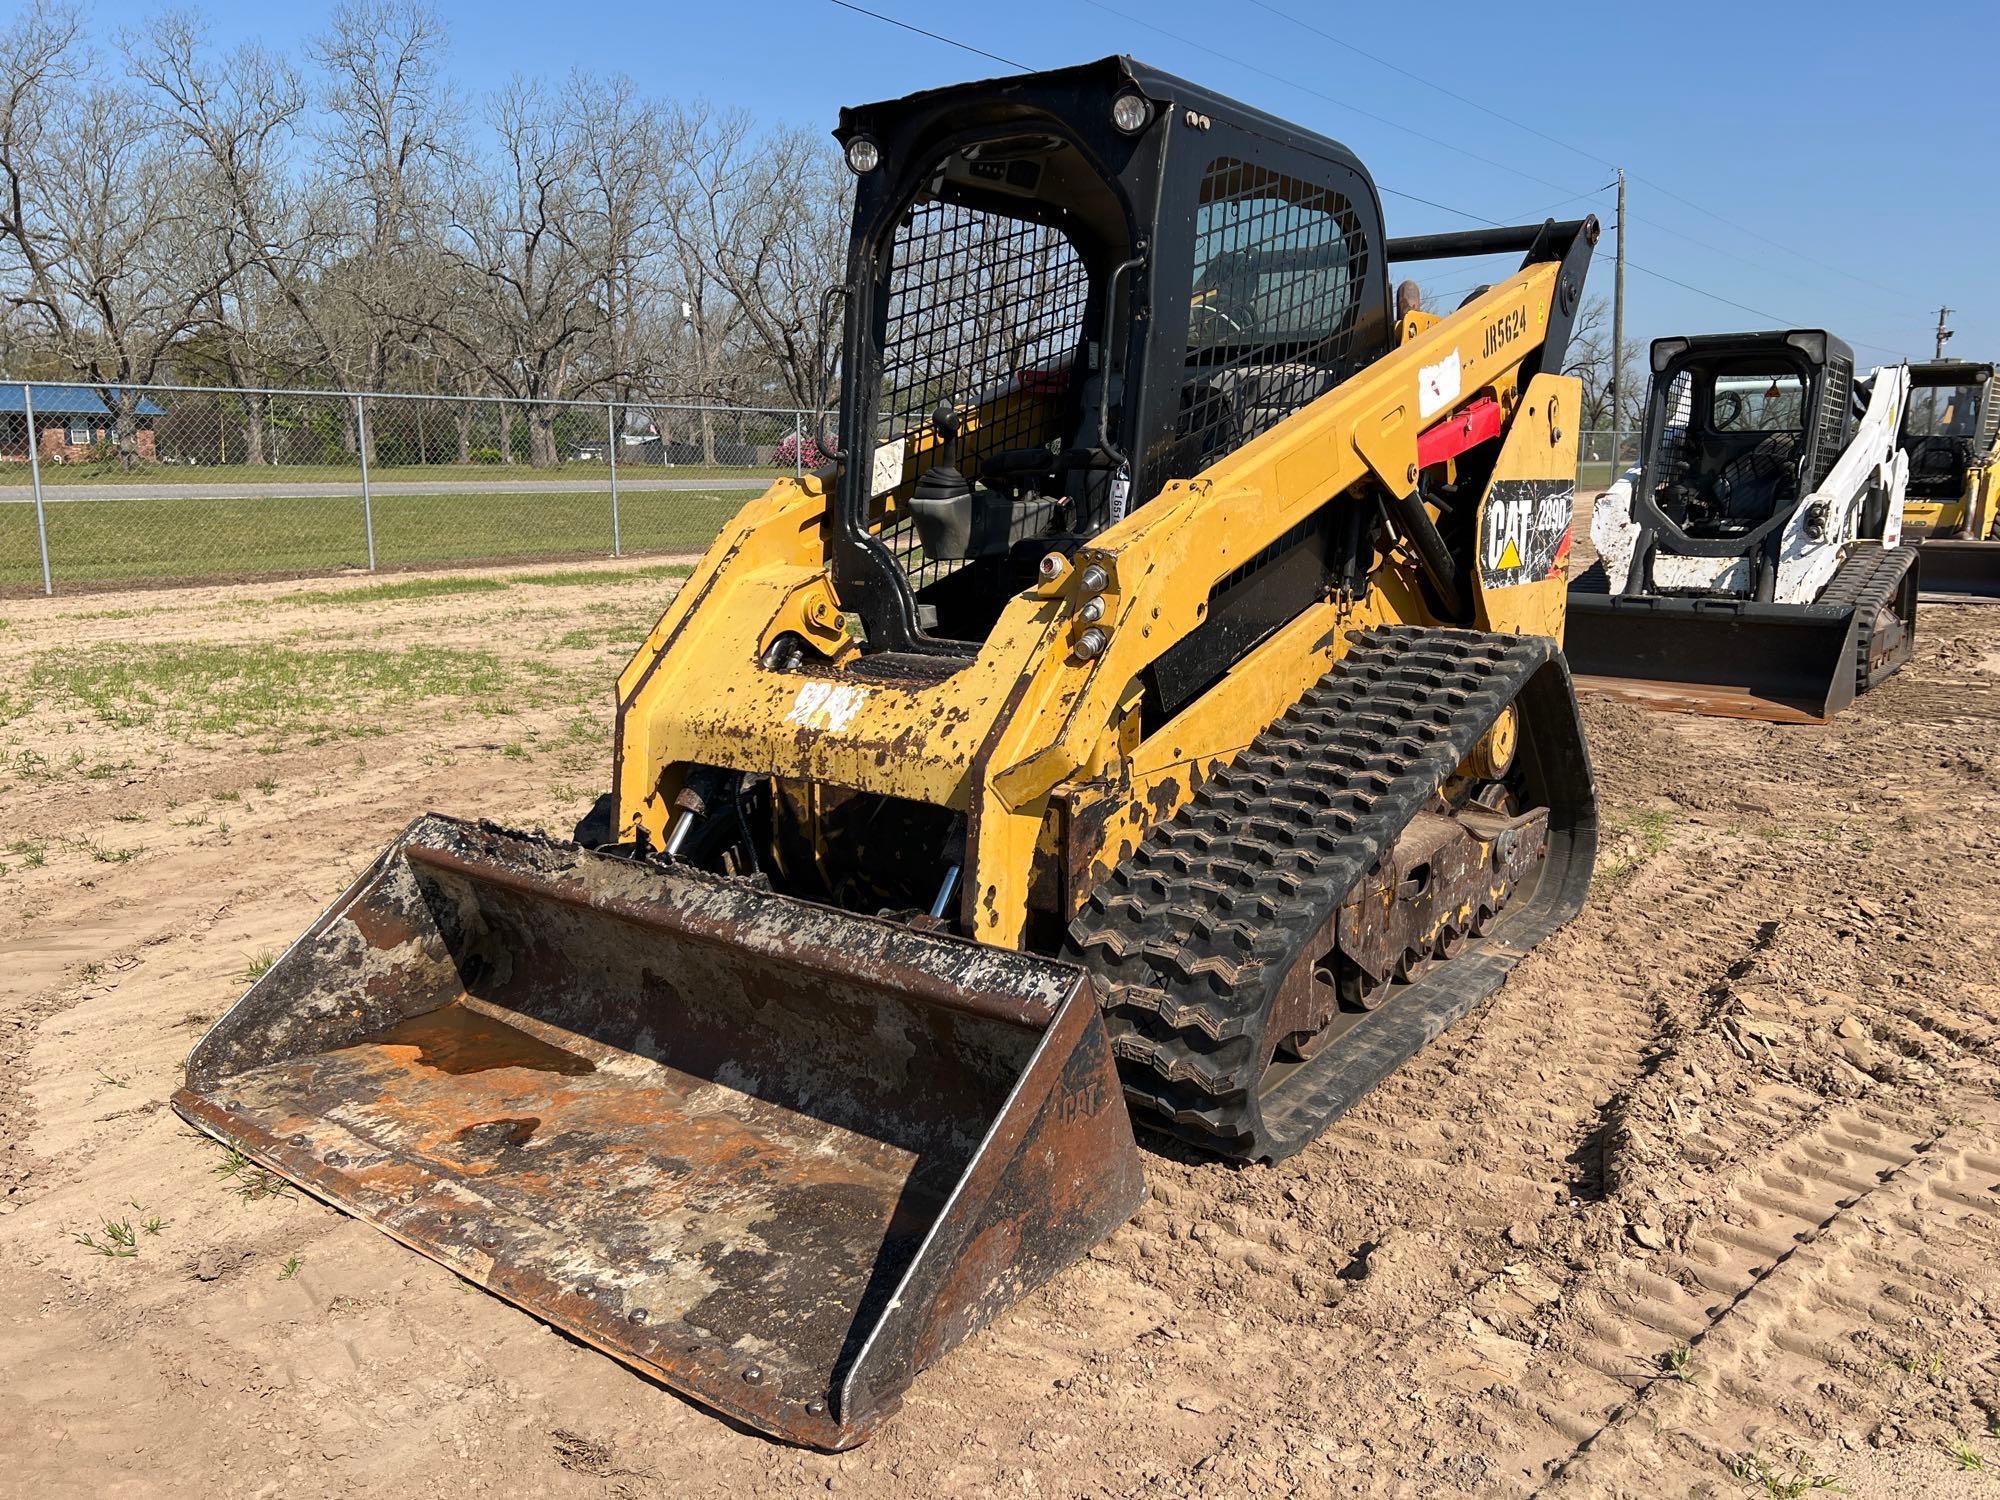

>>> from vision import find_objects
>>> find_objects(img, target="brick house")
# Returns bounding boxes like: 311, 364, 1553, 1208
0, 384, 166, 464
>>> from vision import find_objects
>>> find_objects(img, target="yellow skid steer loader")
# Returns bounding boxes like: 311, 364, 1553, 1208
176, 58, 1599, 1448
1899, 358, 2000, 602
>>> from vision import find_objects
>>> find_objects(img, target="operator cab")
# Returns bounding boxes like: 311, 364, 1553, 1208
828, 57, 1391, 654
1899, 359, 1997, 500
1641, 334, 1849, 540
1621, 331, 1856, 599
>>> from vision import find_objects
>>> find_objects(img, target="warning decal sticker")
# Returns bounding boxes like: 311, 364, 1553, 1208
1479, 478, 1574, 587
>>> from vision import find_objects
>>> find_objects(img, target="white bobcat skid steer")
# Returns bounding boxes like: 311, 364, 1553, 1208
1568, 330, 1918, 721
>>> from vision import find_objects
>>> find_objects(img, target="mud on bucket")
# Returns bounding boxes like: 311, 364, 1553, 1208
173, 814, 1145, 1448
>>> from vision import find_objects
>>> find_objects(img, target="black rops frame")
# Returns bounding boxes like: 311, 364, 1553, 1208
1130, 89, 1391, 496
825, 56, 1395, 656
1620, 330, 1852, 602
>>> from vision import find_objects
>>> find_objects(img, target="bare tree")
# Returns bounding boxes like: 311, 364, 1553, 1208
0, 8, 230, 466
128, 14, 312, 462
707, 124, 847, 418
426, 79, 606, 466
1565, 294, 1643, 432
568, 72, 666, 402
656, 103, 756, 461
309, 0, 460, 452
5, 9, 855, 461
658, 104, 852, 453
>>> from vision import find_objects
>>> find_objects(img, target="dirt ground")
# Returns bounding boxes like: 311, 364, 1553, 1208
2, 553, 1998, 1499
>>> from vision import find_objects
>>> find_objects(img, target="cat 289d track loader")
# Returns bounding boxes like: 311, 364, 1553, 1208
174, 58, 1598, 1449
1568, 330, 1918, 721
1899, 358, 2000, 601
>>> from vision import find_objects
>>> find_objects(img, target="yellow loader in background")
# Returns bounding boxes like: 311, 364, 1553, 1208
1899, 358, 2000, 601
176, 57, 1600, 1447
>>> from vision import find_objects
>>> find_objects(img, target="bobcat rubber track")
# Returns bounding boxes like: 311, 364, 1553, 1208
1816, 541, 1919, 694
1066, 626, 1597, 1163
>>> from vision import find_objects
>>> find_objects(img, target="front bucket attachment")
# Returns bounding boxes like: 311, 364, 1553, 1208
1564, 593, 1861, 723
173, 815, 1144, 1449
1915, 540, 2000, 603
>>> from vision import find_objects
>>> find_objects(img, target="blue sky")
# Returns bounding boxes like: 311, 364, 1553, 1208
94, 0, 1996, 370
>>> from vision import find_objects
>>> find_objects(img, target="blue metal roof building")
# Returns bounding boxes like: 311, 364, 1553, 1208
0, 384, 167, 416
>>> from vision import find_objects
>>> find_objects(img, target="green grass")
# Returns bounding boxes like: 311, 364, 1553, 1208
548, 623, 650, 652
0, 488, 741, 588
25, 459, 767, 487
283, 575, 511, 607
509, 562, 693, 587
1599, 806, 1680, 880
210, 1147, 293, 1201
73, 1219, 138, 1258
26, 640, 561, 739
1732, 1450, 1845, 1497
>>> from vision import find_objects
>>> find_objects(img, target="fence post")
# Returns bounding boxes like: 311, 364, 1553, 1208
793, 411, 803, 478
607, 400, 622, 557
355, 394, 377, 571
23, 383, 51, 596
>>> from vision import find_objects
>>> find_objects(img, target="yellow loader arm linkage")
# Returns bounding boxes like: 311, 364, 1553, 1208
612, 253, 1588, 948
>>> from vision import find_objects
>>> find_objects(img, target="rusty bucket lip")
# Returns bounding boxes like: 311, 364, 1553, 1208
175, 810, 1134, 1450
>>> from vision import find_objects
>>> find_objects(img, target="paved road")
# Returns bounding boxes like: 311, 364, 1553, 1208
0, 475, 769, 501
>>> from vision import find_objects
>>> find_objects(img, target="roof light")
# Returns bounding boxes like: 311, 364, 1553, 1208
844, 137, 880, 175
1110, 93, 1149, 134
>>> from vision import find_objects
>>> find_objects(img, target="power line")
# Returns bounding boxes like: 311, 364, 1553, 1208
1378, 188, 1498, 227
1242, 0, 1617, 174
1238, 0, 1933, 315
824, 1, 1920, 360
1520, 181, 1618, 221
1627, 172, 1922, 308
1072, 0, 1591, 202
824, 0, 1029, 71
1625, 261, 1910, 360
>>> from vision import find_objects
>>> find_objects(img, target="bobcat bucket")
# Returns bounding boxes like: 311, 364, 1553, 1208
1564, 592, 1862, 723
1915, 539, 2000, 603
172, 815, 1145, 1449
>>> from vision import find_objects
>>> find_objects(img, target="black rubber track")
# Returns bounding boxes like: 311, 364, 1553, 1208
1817, 542, 1920, 694
1065, 626, 1597, 1163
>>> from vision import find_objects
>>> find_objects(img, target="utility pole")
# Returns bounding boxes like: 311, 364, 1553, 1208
1610, 168, 1627, 455
1935, 305, 1953, 359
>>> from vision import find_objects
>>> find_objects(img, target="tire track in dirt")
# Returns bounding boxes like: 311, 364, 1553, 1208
1539, 1134, 2000, 1492
1537, 1106, 1932, 1471
1085, 841, 1796, 1499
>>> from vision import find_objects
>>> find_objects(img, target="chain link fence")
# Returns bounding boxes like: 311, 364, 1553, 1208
1, 381, 815, 594
1577, 428, 1641, 489
3, 380, 1640, 596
